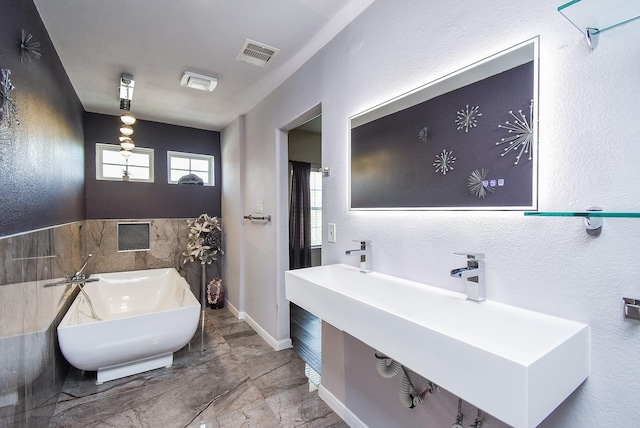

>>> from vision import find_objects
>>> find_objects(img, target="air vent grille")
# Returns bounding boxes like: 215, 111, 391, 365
236, 39, 280, 68
117, 222, 150, 252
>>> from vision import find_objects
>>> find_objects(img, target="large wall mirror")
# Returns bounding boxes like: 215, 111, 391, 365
350, 37, 539, 210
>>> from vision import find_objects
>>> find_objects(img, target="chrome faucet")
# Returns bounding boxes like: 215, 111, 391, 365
345, 240, 371, 273
44, 253, 97, 287
70, 253, 93, 282
450, 252, 485, 303
43, 253, 101, 320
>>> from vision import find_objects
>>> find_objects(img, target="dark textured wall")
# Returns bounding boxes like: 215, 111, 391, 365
0, 0, 85, 237
84, 113, 221, 219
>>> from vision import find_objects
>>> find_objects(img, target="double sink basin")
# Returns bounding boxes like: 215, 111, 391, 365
285, 263, 589, 428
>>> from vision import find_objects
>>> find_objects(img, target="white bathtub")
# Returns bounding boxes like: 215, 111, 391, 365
57, 268, 200, 384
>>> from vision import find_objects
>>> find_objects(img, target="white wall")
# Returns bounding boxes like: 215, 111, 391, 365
225, 0, 640, 425
221, 116, 245, 313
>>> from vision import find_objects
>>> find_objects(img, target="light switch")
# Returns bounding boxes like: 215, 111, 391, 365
328, 223, 336, 243
255, 200, 263, 213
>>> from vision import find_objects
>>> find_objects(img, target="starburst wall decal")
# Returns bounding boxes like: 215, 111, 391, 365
496, 100, 534, 165
467, 168, 494, 198
455, 104, 482, 133
18, 30, 41, 63
433, 149, 456, 175
0, 69, 19, 127
418, 126, 429, 143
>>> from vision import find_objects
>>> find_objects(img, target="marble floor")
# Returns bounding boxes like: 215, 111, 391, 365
48, 307, 347, 428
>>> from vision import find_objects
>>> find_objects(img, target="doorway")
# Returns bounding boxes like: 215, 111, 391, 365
288, 114, 322, 374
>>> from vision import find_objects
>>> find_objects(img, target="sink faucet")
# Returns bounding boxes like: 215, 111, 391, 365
345, 240, 371, 273
450, 252, 485, 303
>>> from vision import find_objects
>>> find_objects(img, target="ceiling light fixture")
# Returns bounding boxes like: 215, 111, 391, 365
119, 124, 134, 136
120, 112, 136, 125
120, 138, 135, 150
118, 73, 136, 152
180, 71, 217, 92
119, 73, 134, 110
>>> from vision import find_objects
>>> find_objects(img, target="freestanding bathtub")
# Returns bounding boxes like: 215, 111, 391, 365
57, 268, 200, 384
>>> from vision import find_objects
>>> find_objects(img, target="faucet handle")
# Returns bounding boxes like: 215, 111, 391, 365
454, 252, 484, 260
353, 240, 371, 247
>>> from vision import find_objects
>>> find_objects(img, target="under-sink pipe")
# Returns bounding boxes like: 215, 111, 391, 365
375, 352, 427, 409
375, 352, 402, 378
399, 368, 415, 408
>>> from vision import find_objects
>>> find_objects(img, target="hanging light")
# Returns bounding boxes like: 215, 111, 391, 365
120, 138, 135, 150
119, 124, 134, 136
120, 112, 136, 125
120, 147, 133, 157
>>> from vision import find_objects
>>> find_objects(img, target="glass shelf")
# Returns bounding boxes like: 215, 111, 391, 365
558, 0, 640, 47
525, 210, 640, 236
525, 211, 640, 218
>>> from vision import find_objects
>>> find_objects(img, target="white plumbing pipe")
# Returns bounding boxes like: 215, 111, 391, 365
399, 369, 414, 408
375, 353, 401, 378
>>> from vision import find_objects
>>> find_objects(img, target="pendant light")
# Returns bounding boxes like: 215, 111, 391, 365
120, 112, 136, 125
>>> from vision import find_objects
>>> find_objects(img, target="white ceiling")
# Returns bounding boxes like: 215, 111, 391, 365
33, 0, 374, 132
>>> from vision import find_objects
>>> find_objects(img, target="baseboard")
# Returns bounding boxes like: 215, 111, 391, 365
242, 312, 292, 351
225, 300, 243, 319
319, 385, 368, 428
224, 301, 292, 351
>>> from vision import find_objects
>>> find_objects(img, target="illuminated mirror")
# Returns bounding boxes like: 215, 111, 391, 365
350, 37, 539, 210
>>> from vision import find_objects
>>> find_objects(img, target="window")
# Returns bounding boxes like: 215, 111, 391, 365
310, 170, 322, 247
167, 151, 214, 186
96, 143, 154, 182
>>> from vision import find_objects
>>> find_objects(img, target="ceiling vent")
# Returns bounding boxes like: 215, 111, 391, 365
235, 39, 280, 68
180, 71, 218, 92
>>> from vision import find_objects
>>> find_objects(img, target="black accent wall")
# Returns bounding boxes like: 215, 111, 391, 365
84, 113, 221, 219
0, 0, 85, 237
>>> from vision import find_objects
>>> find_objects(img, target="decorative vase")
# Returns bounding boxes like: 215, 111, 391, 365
207, 278, 225, 309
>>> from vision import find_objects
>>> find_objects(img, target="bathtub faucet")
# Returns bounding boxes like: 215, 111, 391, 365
44, 253, 97, 287
70, 253, 93, 282
450, 252, 485, 303
345, 240, 371, 273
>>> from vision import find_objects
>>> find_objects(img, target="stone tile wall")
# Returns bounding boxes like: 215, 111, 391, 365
0, 218, 216, 427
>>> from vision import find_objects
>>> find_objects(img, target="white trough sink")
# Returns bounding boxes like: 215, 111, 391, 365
285, 264, 589, 428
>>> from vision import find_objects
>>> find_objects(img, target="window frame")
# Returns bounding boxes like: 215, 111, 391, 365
95, 143, 155, 183
310, 168, 322, 248
167, 150, 215, 186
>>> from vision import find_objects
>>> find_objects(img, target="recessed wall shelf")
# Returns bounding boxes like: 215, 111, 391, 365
524, 209, 640, 236
558, 0, 640, 49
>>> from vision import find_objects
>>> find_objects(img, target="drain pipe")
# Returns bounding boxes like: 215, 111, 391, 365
399, 366, 425, 408
374, 352, 429, 409
375, 352, 402, 378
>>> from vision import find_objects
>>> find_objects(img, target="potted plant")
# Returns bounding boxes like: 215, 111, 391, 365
183, 213, 224, 309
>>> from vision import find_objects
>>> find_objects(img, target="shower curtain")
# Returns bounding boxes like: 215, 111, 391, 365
289, 161, 311, 269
